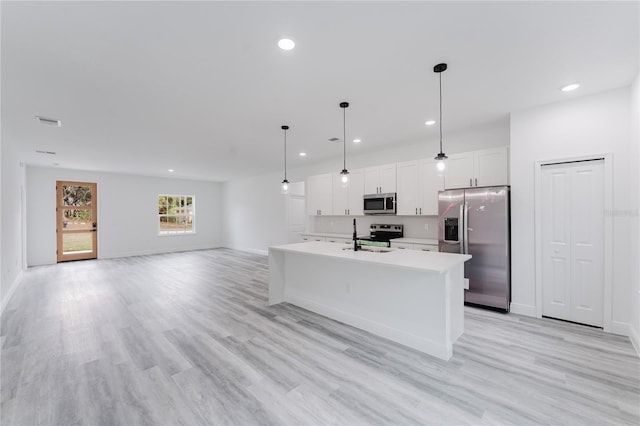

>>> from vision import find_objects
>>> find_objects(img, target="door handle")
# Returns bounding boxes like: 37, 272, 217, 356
463, 202, 469, 254
459, 204, 465, 254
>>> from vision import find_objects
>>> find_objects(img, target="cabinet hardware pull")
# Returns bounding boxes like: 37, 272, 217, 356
415, 208, 418, 215
469, 178, 472, 186
475, 178, 478, 186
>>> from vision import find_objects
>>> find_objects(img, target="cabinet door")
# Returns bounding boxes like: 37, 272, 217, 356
414, 244, 439, 252
444, 152, 474, 189
364, 167, 380, 194
346, 169, 365, 216
364, 164, 396, 194
419, 159, 445, 215
332, 174, 349, 215
390, 242, 414, 250
307, 173, 333, 215
396, 160, 420, 215
474, 146, 509, 187
379, 163, 397, 193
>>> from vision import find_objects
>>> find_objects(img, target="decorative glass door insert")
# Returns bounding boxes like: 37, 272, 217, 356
57, 181, 97, 262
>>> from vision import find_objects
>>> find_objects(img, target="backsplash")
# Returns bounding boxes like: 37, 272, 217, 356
312, 215, 438, 239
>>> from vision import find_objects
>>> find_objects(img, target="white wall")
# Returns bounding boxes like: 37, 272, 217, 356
221, 119, 510, 253
510, 87, 636, 339
1, 141, 26, 311
222, 170, 289, 255
26, 166, 223, 266
630, 73, 640, 352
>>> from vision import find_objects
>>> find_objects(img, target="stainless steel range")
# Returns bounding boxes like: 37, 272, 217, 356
357, 224, 403, 247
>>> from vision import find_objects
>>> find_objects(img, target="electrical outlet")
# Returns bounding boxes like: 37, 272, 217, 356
330, 220, 334, 227
346, 283, 352, 294
424, 223, 429, 231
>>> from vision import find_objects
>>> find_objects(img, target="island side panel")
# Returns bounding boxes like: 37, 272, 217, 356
268, 248, 286, 305
447, 263, 465, 342
281, 251, 453, 360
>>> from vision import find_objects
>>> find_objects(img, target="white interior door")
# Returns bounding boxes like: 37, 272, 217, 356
541, 160, 604, 327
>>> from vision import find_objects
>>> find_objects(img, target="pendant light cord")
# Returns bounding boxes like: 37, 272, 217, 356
439, 71, 443, 155
343, 106, 346, 170
283, 128, 287, 181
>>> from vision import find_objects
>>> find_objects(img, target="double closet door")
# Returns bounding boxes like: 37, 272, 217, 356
541, 159, 604, 327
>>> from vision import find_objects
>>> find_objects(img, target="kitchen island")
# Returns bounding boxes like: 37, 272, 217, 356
268, 241, 471, 360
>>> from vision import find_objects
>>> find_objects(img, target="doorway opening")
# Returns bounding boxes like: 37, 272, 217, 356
56, 181, 97, 262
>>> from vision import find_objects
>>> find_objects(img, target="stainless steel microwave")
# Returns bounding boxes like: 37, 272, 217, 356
363, 193, 397, 215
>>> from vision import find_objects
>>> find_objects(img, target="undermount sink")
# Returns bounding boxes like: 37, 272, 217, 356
342, 246, 393, 253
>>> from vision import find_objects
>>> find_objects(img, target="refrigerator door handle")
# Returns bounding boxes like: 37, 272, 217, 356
459, 203, 465, 254
463, 201, 469, 254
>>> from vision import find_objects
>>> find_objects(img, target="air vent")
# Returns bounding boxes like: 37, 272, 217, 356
35, 150, 56, 155
36, 116, 62, 127
328, 137, 340, 142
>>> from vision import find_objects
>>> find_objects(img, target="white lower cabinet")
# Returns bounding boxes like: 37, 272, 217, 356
390, 242, 439, 251
301, 235, 352, 245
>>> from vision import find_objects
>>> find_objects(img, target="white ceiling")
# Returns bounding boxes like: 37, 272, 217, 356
2, 1, 638, 181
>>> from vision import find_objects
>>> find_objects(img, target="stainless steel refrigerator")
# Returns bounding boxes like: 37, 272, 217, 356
438, 186, 511, 311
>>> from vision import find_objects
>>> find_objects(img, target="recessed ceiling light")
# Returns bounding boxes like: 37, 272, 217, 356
353, 139, 361, 143
168, 169, 175, 173
561, 83, 580, 92
299, 152, 307, 157
425, 120, 436, 126
278, 38, 295, 50
36, 116, 62, 127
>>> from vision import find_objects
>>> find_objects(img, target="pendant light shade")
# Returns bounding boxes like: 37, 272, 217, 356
281, 125, 290, 194
433, 63, 448, 172
339, 101, 350, 187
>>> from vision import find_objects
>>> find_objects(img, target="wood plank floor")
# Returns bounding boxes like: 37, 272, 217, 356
1, 248, 638, 425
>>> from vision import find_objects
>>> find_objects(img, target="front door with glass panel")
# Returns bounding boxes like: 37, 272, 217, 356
57, 181, 97, 262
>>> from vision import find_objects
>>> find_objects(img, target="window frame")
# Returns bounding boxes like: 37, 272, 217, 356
157, 194, 196, 236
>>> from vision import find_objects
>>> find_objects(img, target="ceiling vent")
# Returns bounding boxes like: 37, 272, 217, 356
36, 116, 62, 127
35, 150, 56, 155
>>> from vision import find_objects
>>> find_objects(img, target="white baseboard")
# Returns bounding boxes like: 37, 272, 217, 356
509, 302, 537, 317
239, 248, 268, 256
1, 269, 24, 314
611, 321, 640, 357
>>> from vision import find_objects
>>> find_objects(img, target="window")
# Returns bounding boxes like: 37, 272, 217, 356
158, 195, 195, 235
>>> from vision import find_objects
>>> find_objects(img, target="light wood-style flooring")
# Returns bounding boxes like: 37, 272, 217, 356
1, 248, 638, 425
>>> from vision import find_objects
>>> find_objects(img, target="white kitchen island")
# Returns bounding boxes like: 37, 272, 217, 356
268, 241, 471, 360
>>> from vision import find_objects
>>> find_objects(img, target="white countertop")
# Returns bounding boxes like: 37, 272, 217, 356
390, 237, 439, 245
270, 241, 471, 273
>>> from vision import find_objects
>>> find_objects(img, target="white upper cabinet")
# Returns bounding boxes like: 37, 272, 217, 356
396, 160, 420, 215
474, 146, 509, 187
419, 158, 445, 215
443, 152, 475, 189
396, 159, 444, 215
444, 146, 509, 189
306, 173, 333, 216
364, 163, 397, 194
332, 168, 365, 216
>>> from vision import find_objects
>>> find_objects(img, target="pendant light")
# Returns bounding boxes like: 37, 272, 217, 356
280, 125, 290, 194
339, 101, 350, 187
433, 63, 448, 172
